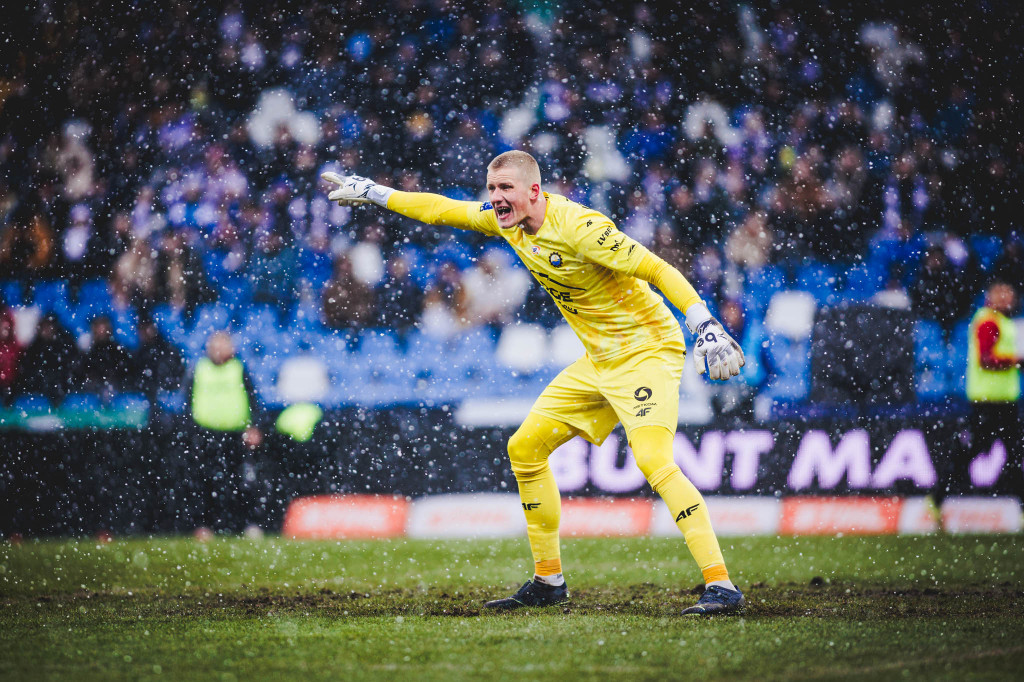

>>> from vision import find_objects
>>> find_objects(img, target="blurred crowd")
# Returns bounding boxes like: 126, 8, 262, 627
1, 1, 1022, 407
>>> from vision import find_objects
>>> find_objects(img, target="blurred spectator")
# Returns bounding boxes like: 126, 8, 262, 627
135, 318, 185, 401
992, 240, 1024, 293
15, 314, 80, 405
376, 251, 424, 341
186, 331, 265, 533
421, 262, 472, 340
57, 204, 108, 283
153, 231, 212, 312
0, 307, 21, 406
249, 230, 297, 314
348, 223, 387, 288
725, 211, 774, 271
112, 235, 157, 309
911, 246, 962, 335
322, 253, 376, 334
461, 248, 532, 333
0, 207, 54, 277
0, 1, 1020, 410
76, 315, 136, 399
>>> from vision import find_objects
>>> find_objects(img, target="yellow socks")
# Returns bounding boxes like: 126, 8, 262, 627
507, 413, 579, 579
507, 418, 732, 589
630, 425, 731, 585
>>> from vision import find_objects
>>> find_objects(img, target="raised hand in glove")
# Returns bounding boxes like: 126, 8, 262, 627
321, 172, 394, 207
685, 304, 746, 381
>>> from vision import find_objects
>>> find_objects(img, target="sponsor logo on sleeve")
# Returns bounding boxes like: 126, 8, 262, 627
480, 201, 493, 211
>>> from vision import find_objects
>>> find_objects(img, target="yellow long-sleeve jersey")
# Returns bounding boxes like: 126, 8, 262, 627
387, 190, 702, 362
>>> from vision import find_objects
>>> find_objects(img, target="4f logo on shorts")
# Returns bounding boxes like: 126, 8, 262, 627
634, 386, 655, 417
522, 503, 541, 510
675, 503, 700, 521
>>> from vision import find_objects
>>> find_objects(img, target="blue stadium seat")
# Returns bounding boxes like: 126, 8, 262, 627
970, 234, 1003, 272
217, 277, 251, 317
739, 318, 767, 388
0, 280, 25, 307
13, 394, 53, 413
794, 263, 840, 306
300, 251, 333, 290
360, 331, 401, 363
843, 262, 886, 301
110, 392, 150, 413
914, 321, 953, 399
742, 265, 786, 314
916, 367, 950, 401
152, 304, 187, 347
110, 306, 139, 350
62, 392, 103, 412
191, 302, 231, 337
30, 280, 68, 312
764, 334, 811, 401
242, 305, 279, 335
77, 279, 112, 317
287, 299, 322, 333
156, 389, 187, 415
202, 250, 228, 288
950, 319, 970, 396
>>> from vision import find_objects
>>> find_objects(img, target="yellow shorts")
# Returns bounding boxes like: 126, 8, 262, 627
530, 335, 686, 445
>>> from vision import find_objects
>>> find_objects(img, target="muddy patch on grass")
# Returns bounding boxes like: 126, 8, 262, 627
12, 583, 1023, 620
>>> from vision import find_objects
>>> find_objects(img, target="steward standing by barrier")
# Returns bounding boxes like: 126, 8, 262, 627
945, 281, 1023, 505
186, 331, 265, 533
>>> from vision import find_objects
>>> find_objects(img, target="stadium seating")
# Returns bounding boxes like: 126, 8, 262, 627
13, 394, 53, 414
110, 393, 150, 412
914, 319, 951, 400
1, 280, 25, 307
794, 263, 841, 307
62, 392, 103, 412
763, 332, 811, 401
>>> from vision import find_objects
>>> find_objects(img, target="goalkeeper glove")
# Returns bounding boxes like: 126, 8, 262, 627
685, 303, 745, 381
321, 172, 394, 207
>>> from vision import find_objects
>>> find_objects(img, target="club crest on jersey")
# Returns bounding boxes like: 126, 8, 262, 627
548, 251, 563, 267
531, 245, 541, 255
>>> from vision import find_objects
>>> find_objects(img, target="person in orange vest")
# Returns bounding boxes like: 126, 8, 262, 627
947, 281, 1023, 505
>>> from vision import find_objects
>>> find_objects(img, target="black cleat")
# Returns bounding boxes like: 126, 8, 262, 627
483, 580, 570, 611
681, 585, 745, 616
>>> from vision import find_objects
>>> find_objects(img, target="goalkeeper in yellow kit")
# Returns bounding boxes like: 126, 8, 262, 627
323, 150, 746, 615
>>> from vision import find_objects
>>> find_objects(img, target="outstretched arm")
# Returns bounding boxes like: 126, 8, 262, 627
322, 173, 497, 234
569, 214, 745, 380
633, 251, 745, 381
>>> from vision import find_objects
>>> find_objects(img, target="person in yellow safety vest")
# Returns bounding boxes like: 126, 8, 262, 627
942, 281, 1023, 506
186, 331, 265, 534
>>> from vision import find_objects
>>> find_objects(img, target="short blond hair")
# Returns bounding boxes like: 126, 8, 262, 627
487, 150, 542, 186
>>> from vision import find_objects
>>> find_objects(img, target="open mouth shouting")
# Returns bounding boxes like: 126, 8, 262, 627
494, 204, 514, 223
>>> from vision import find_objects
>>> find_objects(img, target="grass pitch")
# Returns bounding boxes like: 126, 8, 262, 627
1, 533, 1022, 681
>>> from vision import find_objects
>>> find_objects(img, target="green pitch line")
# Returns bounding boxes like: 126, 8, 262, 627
1, 535, 1022, 681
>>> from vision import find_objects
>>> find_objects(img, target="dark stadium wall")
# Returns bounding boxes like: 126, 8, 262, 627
0, 408, 1015, 536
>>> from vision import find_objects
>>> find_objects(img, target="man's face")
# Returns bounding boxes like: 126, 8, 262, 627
206, 334, 234, 365
486, 167, 536, 229
988, 283, 1017, 316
